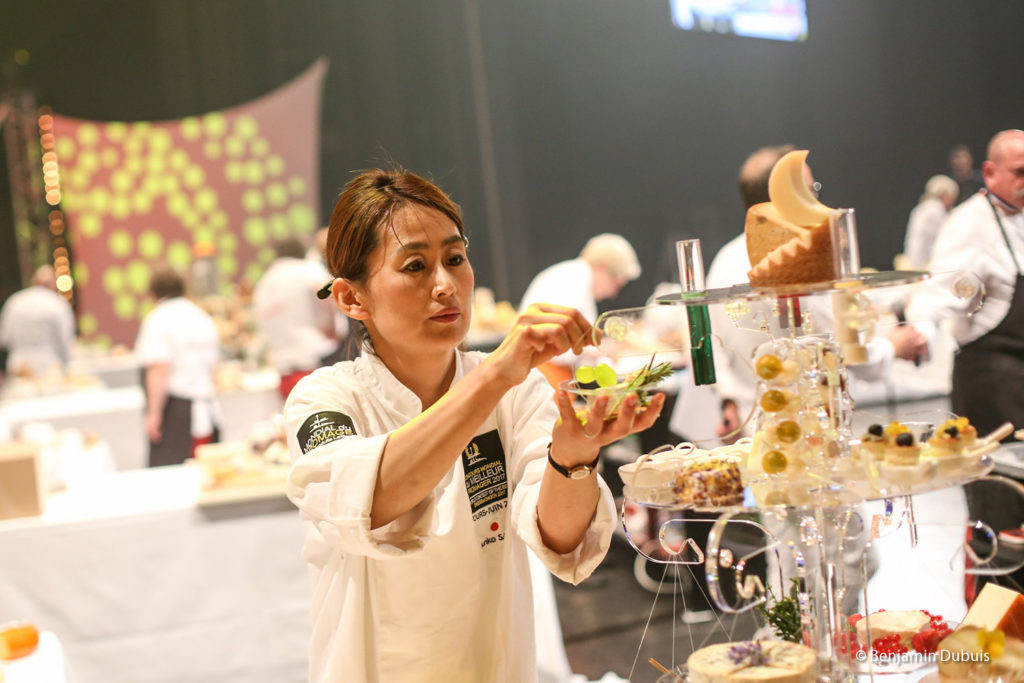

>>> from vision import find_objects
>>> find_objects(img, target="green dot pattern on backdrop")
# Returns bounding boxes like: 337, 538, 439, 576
72, 261, 89, 286
127, 261, 150, 293
167, 242, 191, 270
138, 231, 163, 258
52, 104, 318, 344
103, 267, 125, 294
244, 217, 268, 245
243, 189, 263, 213
218, 256, 238, 276
114, 294, 136, 319
79, 313, 98, 336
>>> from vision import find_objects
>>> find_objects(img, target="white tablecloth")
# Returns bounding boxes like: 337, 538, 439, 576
0, 381, 284, 472
217, 386, 283, 444
68, 354, 142, 390
0, 466, 310, 683
0, 387, 146, 472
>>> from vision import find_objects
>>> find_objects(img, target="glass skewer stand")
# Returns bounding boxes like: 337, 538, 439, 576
603, 229, 1024, 681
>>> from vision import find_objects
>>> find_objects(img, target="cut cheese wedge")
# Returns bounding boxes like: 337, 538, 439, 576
962, 583, 1024, 641
768, 149, 835, 227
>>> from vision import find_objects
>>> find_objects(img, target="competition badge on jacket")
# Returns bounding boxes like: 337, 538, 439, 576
461, 430, 509, 547
297, 411, 357, 454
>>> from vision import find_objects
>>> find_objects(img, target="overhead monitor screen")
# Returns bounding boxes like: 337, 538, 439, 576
670, 1, 808, 42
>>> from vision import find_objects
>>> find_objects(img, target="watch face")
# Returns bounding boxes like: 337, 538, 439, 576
569, 466, 593, 480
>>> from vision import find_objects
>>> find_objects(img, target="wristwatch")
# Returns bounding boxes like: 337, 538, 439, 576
546, 442, 600, 480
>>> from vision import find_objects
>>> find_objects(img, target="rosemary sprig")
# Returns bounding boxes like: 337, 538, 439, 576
757, 578, 803, 643
609, 355, 674, 415
575, 354, 674, 423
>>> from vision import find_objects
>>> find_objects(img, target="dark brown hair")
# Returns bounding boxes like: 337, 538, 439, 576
326, 168, 466, 350
149, 266, 185, 300
737, 144, 794, 210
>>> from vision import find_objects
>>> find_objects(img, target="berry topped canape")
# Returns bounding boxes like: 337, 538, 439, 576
928, 416, 978, 456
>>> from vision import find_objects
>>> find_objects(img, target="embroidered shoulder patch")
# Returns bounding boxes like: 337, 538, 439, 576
297, 411, 357, 454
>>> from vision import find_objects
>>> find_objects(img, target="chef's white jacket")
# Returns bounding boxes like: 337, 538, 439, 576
906, 191, 1024, 348
518, 258, 598, 370
284, 349, 616, 683
519, 259, 597, 324
134, 296, 221, 436
0, 285, 75, 375
252, 257, 344, 373
902, 197, 948, 270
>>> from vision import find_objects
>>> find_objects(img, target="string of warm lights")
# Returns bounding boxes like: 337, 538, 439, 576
38, 106, 74, 299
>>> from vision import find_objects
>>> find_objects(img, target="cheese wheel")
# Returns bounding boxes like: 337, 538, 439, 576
686, 640, 817, 683
855, 610, 930, 648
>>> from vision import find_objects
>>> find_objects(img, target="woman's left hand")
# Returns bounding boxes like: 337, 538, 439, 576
548, 389, 666, 468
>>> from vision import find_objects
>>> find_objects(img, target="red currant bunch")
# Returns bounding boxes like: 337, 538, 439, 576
871, 633, 906, 656
835, 631, 864, 656
911, 623, 953, 655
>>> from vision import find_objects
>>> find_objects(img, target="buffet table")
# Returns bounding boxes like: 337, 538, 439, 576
0, 387, 146, 472
1, 631, 71, 683
67, 353, 143, 390
0, 379, 283, 472
0, 466, 310, 683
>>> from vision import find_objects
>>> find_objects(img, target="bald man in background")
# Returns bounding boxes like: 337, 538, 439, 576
0, 265, 75, 379
908, 129, 1024, 436
907, 129, 1024, 596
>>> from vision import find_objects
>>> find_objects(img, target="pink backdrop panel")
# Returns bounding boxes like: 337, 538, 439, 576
52, 59, 327, 347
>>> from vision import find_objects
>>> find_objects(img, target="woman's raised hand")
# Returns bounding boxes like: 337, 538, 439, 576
486, 303, 596, 388
549, 390, 666, 468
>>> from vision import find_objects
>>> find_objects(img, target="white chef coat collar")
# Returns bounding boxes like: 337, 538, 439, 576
357, 347, 465, 417
985, 189, 1022, 216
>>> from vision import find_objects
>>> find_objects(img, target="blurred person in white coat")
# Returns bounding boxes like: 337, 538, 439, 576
907, 129, 1024, 438
135, 267, 222, 467
253, 237, 347, 399
0, 265, 75, 379
519, 234, 641, 389
901, 174, 958, 271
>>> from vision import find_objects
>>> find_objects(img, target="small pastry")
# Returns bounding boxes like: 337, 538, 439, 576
886, 431, 921, 466
928, 416, 978, 456
883, 421, 911, 445
857, 423, 886, 461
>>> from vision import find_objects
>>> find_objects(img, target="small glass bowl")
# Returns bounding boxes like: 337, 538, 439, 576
559, 377, 663, 414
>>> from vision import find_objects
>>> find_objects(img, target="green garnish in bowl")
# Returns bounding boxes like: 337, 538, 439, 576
568, 355, 674, 421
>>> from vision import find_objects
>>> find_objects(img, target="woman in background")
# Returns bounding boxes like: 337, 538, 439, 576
284, 168, 664, 682
902, 174, 959, 270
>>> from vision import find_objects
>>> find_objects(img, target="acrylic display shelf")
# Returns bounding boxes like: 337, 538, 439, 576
604, 270, 1019, 682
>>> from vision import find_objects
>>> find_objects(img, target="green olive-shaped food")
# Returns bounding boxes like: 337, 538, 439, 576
760, 389, 788, 412
762, 450, 788, 474
776, 420, 801, 443
755, 354, 783, 380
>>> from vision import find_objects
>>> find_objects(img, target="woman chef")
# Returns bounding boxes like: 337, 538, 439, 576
284, 168, 664, 682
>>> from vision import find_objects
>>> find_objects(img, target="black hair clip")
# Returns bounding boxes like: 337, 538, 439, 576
316, 281, 333, 299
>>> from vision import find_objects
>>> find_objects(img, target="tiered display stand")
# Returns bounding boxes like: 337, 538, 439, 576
586, 271, 1023, 681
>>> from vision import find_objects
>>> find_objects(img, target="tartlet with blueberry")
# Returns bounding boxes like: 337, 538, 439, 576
927, 416, 978, 456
